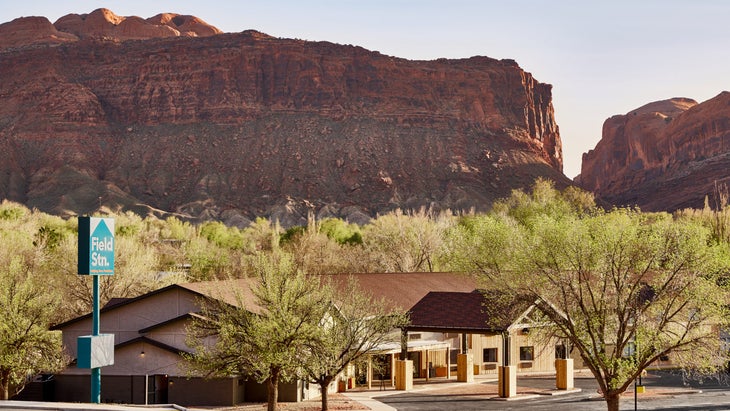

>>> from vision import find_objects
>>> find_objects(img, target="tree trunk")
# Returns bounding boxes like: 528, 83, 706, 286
267, 368, 280, 411
319, 376, 334, 411
605, 391, 621, 411
0, 370, 9, 400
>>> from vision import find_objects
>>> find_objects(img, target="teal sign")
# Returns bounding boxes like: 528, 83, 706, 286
78, 217, 115, 275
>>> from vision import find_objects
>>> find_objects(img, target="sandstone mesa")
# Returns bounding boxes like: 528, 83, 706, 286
1, 9, 568, 226
579, 92, 730, 211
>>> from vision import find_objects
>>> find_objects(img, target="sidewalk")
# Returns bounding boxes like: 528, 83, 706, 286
342, 373, 583, 410
0, 401, 184, 411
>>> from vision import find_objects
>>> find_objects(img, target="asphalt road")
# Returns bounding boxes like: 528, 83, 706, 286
379, 371, 730, 411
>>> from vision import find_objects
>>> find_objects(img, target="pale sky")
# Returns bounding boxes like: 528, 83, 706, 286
3, 1, 729, 178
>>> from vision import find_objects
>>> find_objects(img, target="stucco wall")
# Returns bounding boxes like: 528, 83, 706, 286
60, 287, 199, 359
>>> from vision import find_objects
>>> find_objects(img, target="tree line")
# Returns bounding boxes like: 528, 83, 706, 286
1, 179, 730, 411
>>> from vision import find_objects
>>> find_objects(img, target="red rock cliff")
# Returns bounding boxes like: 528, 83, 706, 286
579, 92, 730, 211
0, 11, 567, 225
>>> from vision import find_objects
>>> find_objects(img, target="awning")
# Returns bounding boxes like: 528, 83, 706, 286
373, 339, 451, 355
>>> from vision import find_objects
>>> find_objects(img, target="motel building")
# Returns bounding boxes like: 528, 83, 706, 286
30, 272, 586, 406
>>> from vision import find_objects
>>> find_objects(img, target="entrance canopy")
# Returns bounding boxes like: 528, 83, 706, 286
406, 290, 534, 334
374, 339, 450, 355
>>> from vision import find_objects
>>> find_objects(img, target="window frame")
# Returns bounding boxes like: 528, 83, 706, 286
482, 347, 498, 363
519, 345, 534, 361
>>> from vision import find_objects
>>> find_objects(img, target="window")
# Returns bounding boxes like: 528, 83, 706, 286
555, 344, 567, 359
483, 348, 498, 363
519, 346, 534, 361
622, 342, 636, 358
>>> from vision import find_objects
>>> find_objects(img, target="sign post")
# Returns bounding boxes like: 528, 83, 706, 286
77, 217, 115, 403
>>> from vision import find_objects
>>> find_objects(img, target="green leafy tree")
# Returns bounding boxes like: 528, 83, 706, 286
303, 277, 407, 411
281, 216, 366, 275
0, 200, 27, 221
319, 218, 363, 245
363, 208, 452, 272
0, 257, 66, 399
186, 253, 329, 411
451, 183, 730, 411
199, 221, 246, 250
241, 217, 282, 253
491, 178, 596, 227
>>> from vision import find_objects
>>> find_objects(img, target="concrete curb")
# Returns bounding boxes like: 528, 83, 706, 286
0, 401, 183, 411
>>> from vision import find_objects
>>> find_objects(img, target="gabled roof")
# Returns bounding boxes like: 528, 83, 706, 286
51, 284, 212, 330
407, 290, 534, 333
68, 336, 191, 362
115, 336, 191, 356
325, 272, 479, 312
53, 272, 478, 331
103, 297, 131, 309
177, 278, 263, 314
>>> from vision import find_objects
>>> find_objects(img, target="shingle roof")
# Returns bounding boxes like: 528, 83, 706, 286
54, 272, 479, 330
408, 290, 534, 333
325, 272, 479, 312
51, 284, 204, 330
178, 278, 262, 314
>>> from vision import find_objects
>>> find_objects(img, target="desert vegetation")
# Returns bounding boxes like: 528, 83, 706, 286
1, 179, 730, 410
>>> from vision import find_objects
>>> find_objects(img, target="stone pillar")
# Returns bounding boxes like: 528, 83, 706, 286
456, 353, 474, 382
498, 365, 517, 398
555, 358, 574, 390
395, 360, 413, 391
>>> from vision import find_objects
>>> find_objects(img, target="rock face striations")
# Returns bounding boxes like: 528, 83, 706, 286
0, 9, 568, 226
579, 92, 730, 211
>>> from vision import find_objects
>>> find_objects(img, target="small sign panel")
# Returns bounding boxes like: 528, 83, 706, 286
77, 334, 115, 369
78, 217, 115, 275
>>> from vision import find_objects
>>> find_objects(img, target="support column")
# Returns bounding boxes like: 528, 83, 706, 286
457, 333, 473, 382
446, 348, 451, 380
425, 350, 431, 382
457, 353, 474, 382
498, 331, 516, 397
390, 353, 396, 387
498, 365, 517, 397
555, 358, 574, 390
400, 329, 408, 360
367, 356, 373, 390
395, 360, 413, 391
